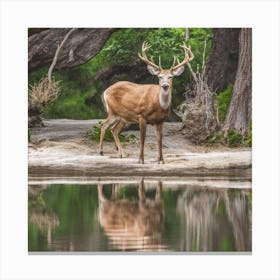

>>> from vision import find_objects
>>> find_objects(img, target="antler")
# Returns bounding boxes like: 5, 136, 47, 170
138, 41, 162, 71
170, 42, 194, 71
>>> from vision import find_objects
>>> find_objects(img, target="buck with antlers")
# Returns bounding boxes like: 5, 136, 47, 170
99, 41, 194, 164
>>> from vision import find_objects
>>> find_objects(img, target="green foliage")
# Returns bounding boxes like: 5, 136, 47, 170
217, 83, 233, 123
207, 83, 252, 148
88, 123, 137, 143
188, 28, 213, 70
227, 130, 243, 147
227, 127, 251, 148
29, 28, 213, 120
245, 120, 252, 147
205, 125, 252, 148
98, 28, 188, 68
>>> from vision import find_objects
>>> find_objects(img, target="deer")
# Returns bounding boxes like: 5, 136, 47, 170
99, 41, 194, 164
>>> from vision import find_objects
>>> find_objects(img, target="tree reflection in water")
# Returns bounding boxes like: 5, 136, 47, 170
97, 179, 166, 251
28, 180, 251, 252
28, 185, 60, 247
176, 187, 252, 251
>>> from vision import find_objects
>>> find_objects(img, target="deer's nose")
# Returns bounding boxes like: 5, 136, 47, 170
162, 84, 169, 91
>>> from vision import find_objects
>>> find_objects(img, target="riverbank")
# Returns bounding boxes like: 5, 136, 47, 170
28, 119, 252, 180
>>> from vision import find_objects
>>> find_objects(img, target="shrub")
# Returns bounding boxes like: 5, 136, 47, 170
227, 130, 243, 147
89, 123, 137, 143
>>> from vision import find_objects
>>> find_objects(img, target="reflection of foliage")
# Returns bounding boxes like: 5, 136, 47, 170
216, 199, 226, 216
162, 189, 182, 248
29, 212, 59, 232
176, 187, 251, 251
28, 184, 251, 252
29, 185, 100, 251
43, 185, 98, 234
28, 190, 60, 251
37, 193, 46, 209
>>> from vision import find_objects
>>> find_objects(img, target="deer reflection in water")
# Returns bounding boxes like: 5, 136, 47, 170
176, 187, 252, 251
97, 179, 166, 251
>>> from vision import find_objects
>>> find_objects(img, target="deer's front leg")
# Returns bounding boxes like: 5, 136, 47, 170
155, 181, 163, 202
138, 117, 147, 164
97, 184, 106, 203
138, 178, 146, 202
155, 123, 164, 164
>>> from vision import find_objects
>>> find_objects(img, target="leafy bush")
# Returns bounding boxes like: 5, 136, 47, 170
205, 125, 252, 148
227, 130, 244, 147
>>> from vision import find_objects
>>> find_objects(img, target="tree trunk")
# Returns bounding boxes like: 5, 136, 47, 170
223, 28, 252, 135
28, 28, 117, 72
205, 28, 240, 93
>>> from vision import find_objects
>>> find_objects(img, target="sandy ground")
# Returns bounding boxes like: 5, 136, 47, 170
28, 119, 252, 180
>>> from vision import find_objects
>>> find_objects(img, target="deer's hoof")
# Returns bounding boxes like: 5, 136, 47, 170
99, 151, 104, 156
120, 152, 128, 158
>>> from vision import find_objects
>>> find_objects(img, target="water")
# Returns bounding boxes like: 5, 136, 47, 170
28, 179, 252, 253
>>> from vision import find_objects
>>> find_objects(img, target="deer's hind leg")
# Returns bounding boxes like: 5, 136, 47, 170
99, 115, 118, 155
111, 120, 126, 158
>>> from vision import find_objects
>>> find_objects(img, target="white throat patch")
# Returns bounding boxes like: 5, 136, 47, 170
159, 89, 171, 110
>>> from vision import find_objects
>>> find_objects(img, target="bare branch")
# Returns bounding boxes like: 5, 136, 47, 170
48, 28, 76, 82
201, 34, 207, 78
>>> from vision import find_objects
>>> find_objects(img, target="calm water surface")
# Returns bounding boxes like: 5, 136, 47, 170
28, 179, 252, 252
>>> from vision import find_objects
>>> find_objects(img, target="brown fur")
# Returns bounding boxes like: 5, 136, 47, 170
106, 81, 170, 124
99, 80, 172, 163
98, 55, 188, 163
97, 181, 165, 251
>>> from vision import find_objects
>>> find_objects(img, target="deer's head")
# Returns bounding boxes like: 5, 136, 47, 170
138, 41, 194, 94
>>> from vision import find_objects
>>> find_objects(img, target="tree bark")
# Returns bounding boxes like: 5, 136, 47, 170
223, 28, 252, 135
205, 28, 240, 93
28, 28, 116, 72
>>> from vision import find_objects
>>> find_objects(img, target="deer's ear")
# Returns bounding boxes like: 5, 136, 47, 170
171, 66, 185, 76
147, 65, 160, 76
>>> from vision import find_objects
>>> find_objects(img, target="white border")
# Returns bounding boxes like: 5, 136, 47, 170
1, 0, 279, 279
